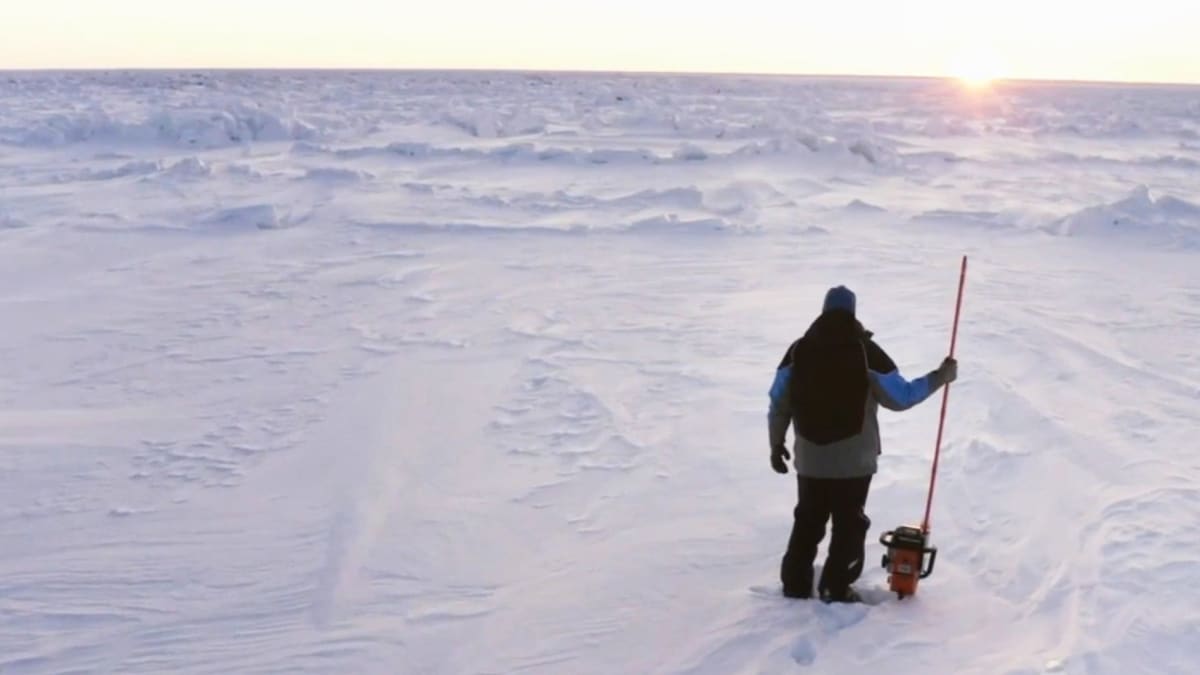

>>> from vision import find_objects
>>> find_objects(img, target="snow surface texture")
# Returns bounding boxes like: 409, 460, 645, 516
1, 70, 1199, 674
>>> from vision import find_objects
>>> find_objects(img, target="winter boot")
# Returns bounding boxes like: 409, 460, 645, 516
782, 584, 812, 600
819, 586, 863, 604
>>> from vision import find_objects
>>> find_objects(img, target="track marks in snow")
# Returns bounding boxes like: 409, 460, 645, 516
1097, 486, 1200, 592
3, 229, 445, 506
790, 637, 817, 666
926, 254, 1200, 671
673, 587, 882, 673
403, 592, 498, 624
498, 354, 647, 515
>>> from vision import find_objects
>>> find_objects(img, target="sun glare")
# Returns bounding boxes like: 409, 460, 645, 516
953, 52, 1003, 90
958, 72, 994, 89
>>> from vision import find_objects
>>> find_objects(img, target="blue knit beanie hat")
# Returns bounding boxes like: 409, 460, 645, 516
823, 286, 856, 315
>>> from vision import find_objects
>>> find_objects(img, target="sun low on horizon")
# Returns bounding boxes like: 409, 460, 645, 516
951, 51, 1007, 90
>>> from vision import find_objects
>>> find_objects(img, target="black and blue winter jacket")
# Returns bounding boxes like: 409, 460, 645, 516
768, 311, 947, 478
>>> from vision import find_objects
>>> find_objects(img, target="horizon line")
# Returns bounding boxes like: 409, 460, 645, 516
3, 65, 1200, 88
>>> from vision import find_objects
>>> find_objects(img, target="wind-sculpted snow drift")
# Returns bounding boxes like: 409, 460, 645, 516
12, 105, 319, 148
1053, 185, 1200, 246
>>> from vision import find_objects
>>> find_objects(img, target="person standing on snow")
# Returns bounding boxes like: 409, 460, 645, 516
768, 286, 957, 603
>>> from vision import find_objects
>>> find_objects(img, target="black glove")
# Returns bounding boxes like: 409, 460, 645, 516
935, 356, 958, 386
771, 445, 791, 474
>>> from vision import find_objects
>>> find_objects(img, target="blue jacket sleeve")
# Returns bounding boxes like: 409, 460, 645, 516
869, 368, 942, 411
768, 365, 792, 449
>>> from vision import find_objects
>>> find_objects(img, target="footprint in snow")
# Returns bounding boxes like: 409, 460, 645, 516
790, 637, 817, 666
816, 602, 870, 631
747, 585, 782, 599
749, 584, 890, 607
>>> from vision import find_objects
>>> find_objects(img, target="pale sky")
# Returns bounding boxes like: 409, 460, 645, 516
4, 1, 1199, 84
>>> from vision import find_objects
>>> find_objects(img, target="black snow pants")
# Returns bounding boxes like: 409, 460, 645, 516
780, 475, 872, 598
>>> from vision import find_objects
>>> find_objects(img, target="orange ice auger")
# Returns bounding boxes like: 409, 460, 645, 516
880, 255, 967, 599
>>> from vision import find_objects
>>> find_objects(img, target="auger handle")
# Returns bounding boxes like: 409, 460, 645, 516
921, 255, 967, 534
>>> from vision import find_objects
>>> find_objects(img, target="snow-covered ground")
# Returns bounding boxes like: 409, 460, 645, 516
1, 70, 1198, 674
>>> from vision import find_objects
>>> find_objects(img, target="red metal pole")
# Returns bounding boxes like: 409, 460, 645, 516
922, 255, 967, 534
